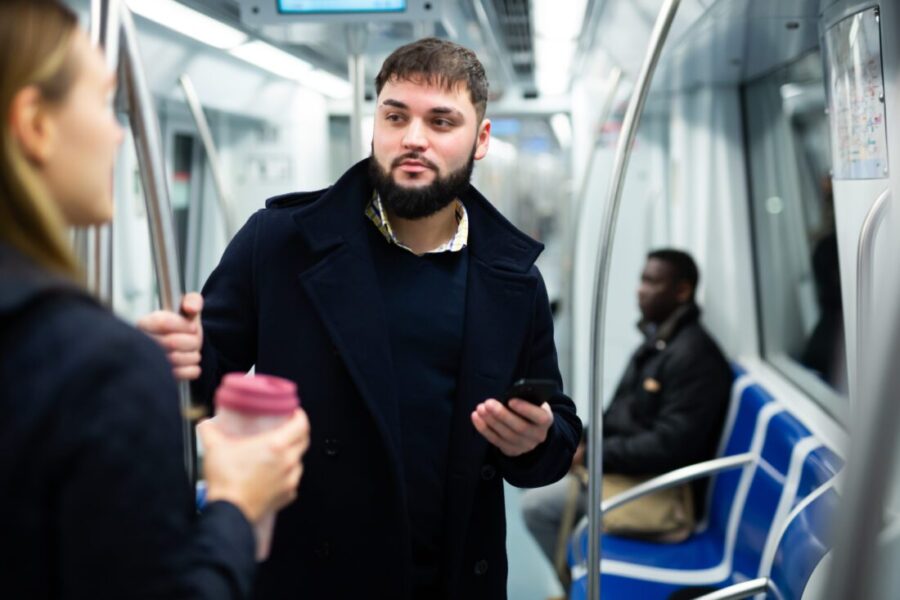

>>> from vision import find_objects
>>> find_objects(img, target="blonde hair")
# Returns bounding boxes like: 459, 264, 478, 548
0, 0, 80, 278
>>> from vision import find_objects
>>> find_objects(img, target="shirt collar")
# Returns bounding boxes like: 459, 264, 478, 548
365, 194, 469, 254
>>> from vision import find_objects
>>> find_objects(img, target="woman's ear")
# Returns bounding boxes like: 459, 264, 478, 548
8, 86, 56, 165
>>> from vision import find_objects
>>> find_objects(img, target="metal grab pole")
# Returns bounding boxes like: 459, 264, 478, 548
178, 74, 236, 238
826, 198, 898, 600
346, 25, 367, 162
586, 1, 682, 598
86, 0, 121, 303
120, 6, 196, 483
854, 189, 890, 422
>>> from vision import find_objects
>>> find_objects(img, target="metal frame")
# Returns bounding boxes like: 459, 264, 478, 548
82, 0, 121, 304
586, 0, 683, 597
96, 2, 197, 482
692, 578, 770, 600
237, 0, 441, 24
571, 453, 754, 566
854, 188, 890, 415
178, 74, 236, 239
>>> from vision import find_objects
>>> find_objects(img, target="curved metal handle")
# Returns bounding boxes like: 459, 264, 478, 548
570, 453, 753, 566
120, 6, 196, 483
692, 578, 770, 600
601, 453, 754, 513
178, 75, 236, 239
586, 0, 683, 597
855, 188, 890, 410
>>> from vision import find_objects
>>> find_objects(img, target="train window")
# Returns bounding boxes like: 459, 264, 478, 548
743, 51, 848, 419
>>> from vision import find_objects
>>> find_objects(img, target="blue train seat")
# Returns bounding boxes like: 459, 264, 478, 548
567, 371, 843, 599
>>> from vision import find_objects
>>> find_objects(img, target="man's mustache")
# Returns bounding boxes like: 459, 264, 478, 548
391, 153, 438, 171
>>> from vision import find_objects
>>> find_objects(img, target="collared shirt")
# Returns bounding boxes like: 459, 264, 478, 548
365, 194, 469, 254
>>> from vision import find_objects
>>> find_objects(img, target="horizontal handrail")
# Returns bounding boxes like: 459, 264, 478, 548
570, 453, 755, 565
693, 578, 770, 600
602, 453, 755, 513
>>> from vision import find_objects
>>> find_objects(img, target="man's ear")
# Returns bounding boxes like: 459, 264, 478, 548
675, 281, 693, 304
8, 86, 56, 166
474, 118, 490, 161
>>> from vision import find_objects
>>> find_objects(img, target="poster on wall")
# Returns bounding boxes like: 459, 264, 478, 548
824, 7, 889, 180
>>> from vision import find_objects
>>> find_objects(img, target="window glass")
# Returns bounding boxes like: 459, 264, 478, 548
743, 51, 848, 419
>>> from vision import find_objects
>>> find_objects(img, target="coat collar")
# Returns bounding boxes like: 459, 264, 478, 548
285, 158, 544, 272
638, 302, 701, 352
0, 243, 87, 319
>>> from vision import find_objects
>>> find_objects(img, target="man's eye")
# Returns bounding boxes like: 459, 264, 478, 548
434, 119, 453, 127
386, 114, 404, 122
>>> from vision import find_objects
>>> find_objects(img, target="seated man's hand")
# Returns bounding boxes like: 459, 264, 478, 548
136, 292, 204, 381
471, 398, 554, 457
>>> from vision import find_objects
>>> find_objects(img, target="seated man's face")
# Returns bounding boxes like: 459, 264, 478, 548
637, 258, 690, 324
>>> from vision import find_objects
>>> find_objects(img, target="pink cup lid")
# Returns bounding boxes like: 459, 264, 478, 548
215, 373, 299, 415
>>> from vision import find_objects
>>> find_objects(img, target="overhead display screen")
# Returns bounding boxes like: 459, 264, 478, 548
278, 0, 407, 13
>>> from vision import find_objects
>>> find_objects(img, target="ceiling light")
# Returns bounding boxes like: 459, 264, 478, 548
230, 41, 314, 80
128, 0, 248, 49
297, 69, 353, 99
532, 0, 588, 40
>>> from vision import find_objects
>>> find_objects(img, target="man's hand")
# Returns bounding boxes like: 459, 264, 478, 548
471, 398, 554, 457
136, 292, 204, 381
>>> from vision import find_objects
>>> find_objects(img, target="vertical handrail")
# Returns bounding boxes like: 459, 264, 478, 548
178, 74, 236, 238
586, 0, 682, 598
825, 192, 898, 600
85, 0, 120, 303
120, 5, 196, 484
346, 25, 367, 162
854, 188, 890, 418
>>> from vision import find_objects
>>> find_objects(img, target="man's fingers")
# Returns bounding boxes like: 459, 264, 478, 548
161, 333, 203, 353
181, 292, 204, 318
507, 399, 554, 426
472, 411, 514, 454
168, 351, 201, 367
173, 366, 201, 381
138, 310, 197, 335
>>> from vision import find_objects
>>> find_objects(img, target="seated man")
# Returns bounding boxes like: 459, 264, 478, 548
523, 249, 732, 569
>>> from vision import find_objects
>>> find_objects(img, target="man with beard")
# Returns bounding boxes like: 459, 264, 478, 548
138, 38, 580, 599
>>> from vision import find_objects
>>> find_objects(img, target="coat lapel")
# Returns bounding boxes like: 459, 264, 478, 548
292, 161, 404, 475
442, 187, 543, 580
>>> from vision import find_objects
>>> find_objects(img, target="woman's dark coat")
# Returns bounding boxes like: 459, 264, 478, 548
194, 160, 582, 599
0, 244, 256, 599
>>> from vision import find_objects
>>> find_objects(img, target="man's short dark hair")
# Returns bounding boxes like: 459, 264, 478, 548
374, 37, 489, 121
648, 249, 699, 297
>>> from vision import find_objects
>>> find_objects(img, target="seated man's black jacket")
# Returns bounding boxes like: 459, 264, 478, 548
603, 303, 731, 475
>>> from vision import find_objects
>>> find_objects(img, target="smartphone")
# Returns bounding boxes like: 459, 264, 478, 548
503, 378, 556, 407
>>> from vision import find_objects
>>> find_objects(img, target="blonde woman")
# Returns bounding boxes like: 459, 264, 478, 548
0, 1, 310, 597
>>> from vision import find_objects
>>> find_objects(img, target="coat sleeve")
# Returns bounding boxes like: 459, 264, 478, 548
602, 344, 731, 474
57, 319, 256, 598
497, 268, 582, 488
193, 211, 262, 408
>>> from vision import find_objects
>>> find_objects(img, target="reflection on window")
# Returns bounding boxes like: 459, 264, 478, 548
744, 51, 848, 418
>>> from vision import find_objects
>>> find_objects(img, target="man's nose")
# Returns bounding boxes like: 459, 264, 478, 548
402, 119, 427, 151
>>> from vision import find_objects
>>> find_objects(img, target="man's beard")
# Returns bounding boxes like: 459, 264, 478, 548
368, 149, 475, 220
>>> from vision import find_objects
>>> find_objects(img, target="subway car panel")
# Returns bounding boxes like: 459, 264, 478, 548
8, 0, 900, 597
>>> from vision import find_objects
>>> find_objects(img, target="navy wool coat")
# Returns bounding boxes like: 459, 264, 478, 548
0, 244, 256, 599
194, 159, 582, 599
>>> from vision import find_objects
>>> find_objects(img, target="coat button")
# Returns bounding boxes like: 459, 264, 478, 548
480, 465, 496, 481
474, 559, 489, 575
314, 541, 332, 559
324, 438, 340, 457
